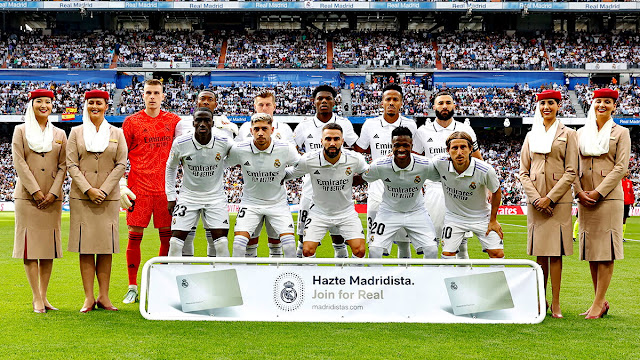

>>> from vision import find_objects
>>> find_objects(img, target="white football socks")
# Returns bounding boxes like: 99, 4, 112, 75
168, 237, 184, 257
232, 235, 249, 257
280, 235, 296, 258
397, 242, 411, 259
268, 243, 283, 258
457, 237, 469, 259
333, 243, 348, 258
213, 237, 229, 257
182, 227, 196, 256
245, 244, 258, 258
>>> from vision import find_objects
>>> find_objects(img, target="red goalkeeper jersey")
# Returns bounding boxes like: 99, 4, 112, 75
123, 109, 181, 195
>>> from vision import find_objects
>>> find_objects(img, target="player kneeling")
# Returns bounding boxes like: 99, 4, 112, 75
363, 126, 440, 260
227, 113, 300, 258
286, 123, 368, 260
165, 108, 233, 257
433, 132, 505, 260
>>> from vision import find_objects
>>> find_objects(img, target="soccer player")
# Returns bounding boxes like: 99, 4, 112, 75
175, 89, 237, 257
237, 91, 294, 143
165, 108, 233, 258
236, 91, 295, 258
362, 126, 439, 259
287, 123, 368, 259
413, 91, 483, 260
292, 85, 358, 258
227, 113, 300, 258
354, 84, 417, 258
432, 132, 504, 261
120, 79, 181, 304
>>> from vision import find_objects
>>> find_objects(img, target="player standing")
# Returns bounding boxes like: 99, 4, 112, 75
432, 132, 504, 260
292, 85, 358, 258
287, 123, 368, 259
120, 79, 181, 304
236, 91, 295, 258
174, 89, 237, 257
413, 91, 483, 260
165, 108, 233, 257
363, 126, 439, 259
354, 84, 417, 258
227, 113, 300, 258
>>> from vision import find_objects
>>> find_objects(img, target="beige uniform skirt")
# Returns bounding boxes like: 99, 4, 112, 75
526, 202, 574, 257
578, 199, 624, 261
68, 198, 120, 254
13, 199, 63, 259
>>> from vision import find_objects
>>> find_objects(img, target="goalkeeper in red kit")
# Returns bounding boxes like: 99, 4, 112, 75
120, 79, 182, 304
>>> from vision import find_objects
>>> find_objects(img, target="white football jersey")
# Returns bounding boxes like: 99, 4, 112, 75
236, 119, 294, 144
227, 139, 300, 206
431, 155, 500, 223
363, 154, 439, 213
292, 113, 359, 196
165, 131, 232, 204
355, 115, 417, 160
413, 119, 479, 159
288, 149, 368, 217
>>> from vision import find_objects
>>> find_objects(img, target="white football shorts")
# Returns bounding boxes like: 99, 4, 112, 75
171, 200, 229, 232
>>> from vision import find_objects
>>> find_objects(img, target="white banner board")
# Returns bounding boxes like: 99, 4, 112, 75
141, 257, 544, 324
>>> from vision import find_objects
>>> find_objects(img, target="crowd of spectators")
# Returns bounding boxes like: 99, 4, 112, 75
0, 81, 117, 115
224, 30, 326, 69
2, 32, 114, 69
442, 83, 576, 117
115, 30, 223, 66
332, 31, 436, 68
575, 83, 640, 117
117, 82, 330, 116
546, 32, 640, 69
350, 82, 432, 116
5, 29, 640, 70
438, 32, 548, 71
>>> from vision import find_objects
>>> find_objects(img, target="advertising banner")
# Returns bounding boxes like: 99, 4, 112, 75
141, 257, 544, 324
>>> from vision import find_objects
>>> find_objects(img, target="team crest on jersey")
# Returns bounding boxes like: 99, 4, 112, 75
414, 176, 421, 184
274, 159, 281, 168
215, 153, 222, 161
469, 182, 477, 190
276, 133, 282, 139
345, 167, 352, 175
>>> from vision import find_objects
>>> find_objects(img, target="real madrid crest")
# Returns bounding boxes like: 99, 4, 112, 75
276, 133, 282, 139
345, 167, 352, 176
414, 175, 421, 184
274, 159, 281, 168
469, 181, 477, 190
215, 152, 222, 161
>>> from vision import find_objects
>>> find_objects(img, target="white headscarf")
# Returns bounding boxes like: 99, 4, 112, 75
528, 102, 559, 154
82, 100, 110, 153
578, 101, 613, 157
24, 100, 53, 153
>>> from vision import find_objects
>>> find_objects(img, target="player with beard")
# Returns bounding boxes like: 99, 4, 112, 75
292, 85, 358, 259
286, 123, 368, 259
354, 84, 417, 258
432, 132, 504, 261
413, 91, 482, 261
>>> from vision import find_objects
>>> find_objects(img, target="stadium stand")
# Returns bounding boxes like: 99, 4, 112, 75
0, 81, 117, 115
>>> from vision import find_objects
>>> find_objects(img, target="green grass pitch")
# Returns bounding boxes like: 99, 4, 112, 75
1, 213, 639, 359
